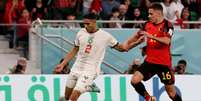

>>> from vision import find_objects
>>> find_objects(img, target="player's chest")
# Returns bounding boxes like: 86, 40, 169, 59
79, 34, 107, 46
145, 23, 165, 37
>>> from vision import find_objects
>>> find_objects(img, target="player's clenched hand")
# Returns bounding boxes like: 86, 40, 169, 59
139, 31, 154, 39
136, 36, 145, 44
53, 64, 64, 73
136, 30, 145, 38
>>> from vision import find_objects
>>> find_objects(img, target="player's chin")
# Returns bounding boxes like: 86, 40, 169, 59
149, 19, 154, 23
148, 17, 153, 22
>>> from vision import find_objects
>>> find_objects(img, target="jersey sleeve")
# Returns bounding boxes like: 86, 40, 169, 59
164, 21, 174, 38
107, 33, 118, 47
74, 32, 80, 47
141, 21, 149, 31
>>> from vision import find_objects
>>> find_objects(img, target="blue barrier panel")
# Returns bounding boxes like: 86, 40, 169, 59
40, 27, 201, 74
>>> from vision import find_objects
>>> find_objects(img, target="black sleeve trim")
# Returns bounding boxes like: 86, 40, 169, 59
74, 41, 79, 47
111, 42, 119, 48
164, 20, 174, 33
141, 21, 149, 31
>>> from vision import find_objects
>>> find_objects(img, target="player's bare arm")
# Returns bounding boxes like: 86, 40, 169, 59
112, 43, 128, 52
122, 33, 145, 50
54, 46, 79, 72
113, 32, 145, 52
140, 31, 171, 45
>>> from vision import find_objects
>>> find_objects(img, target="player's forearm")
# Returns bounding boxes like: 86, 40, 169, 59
117, 41, 139, 52
113, 43, 128, 52
115, 32, 142, 52
62, 47, 78, 66
152, 36, 171, 45
143, 31, 171, 45
123, 35, 144, 50
127, 41, 141, 50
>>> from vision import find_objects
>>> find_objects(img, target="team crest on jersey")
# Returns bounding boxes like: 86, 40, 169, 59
85, 36, 94, 53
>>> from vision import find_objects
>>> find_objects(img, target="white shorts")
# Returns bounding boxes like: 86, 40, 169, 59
66, 71, 97, 93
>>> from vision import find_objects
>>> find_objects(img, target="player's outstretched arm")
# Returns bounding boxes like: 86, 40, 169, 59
141, 31, 171, 45
54, 46, 79, 72
122, 35, 145, 51
113, 32, 144, 52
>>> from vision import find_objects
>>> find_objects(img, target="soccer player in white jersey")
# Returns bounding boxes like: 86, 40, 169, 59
54, 13, 144, 101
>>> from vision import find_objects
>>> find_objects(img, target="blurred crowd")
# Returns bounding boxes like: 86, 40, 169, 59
0, 0, 201, 59
0, 0, 201, 29
125, 58, 191, 75
8, 57, 27, 74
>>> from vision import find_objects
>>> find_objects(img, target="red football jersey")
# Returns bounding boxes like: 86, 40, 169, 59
142, 20, 173, 68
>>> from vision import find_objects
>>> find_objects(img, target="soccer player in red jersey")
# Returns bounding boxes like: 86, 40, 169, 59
126, 3, 182, 101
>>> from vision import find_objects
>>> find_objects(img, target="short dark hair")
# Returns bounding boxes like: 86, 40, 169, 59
178, 59, 187, 66
149, 3, 163, 12
83, 13, 98, 20
112, 7, 119, 13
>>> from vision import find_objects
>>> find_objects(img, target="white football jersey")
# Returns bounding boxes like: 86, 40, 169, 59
71, 28, 118, 75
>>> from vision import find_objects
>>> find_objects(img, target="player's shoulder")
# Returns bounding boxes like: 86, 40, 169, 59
98, 29, 111, 35
98, 28, 107, 33
144, 21, 151, 26
78, 28, 86, 33
141, 21, 151, 30
143, 21, 153, 28
164, 19, 174, 28
76, 28, 88, 35
98, 29, 115, 39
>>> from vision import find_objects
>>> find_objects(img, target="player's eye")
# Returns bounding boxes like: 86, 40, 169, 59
83, 23, 90, 25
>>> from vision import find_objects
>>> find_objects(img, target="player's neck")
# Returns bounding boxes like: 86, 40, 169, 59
87, 28, 98, 34
155, 17, 164, 24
